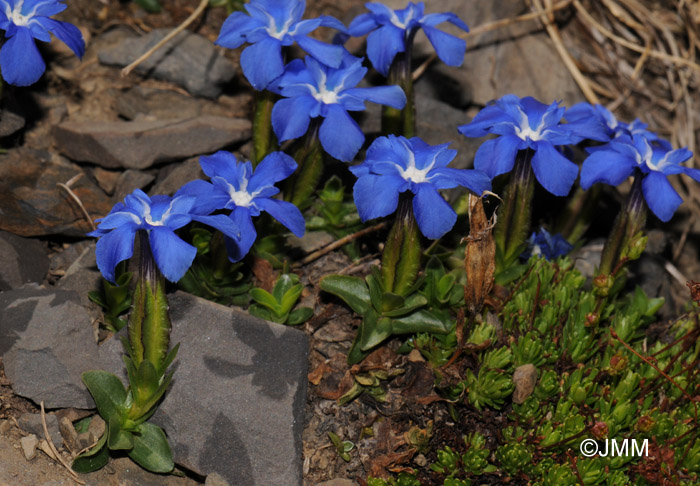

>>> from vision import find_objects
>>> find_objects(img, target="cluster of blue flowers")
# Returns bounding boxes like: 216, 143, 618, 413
83, 0, 697, 280
0, 0, 85, 86
459, 95, 699, 223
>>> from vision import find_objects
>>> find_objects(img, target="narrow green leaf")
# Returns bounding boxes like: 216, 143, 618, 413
129, 423, 174, 473
280, 284, 304, 314
249, 288, 280, 310
82, 371, 127, 423
248, 304, 275, 322
357, 314, 393, 351
129, 371, 174, 423
287, 307, 314, 326
71, 431, 108, 473
319, 275, 370, 315
380, 292, 405, 314
273, 274, 297, 302
134, 0, 162, 13
366, 273, 384, 311
135, 360, 159, 403
382, 293, 427, 317
392, 309, 452, 335
158, 343, 180, 376
88, 291, 106, 308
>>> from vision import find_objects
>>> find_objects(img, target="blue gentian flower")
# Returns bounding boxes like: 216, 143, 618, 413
176, 150, 305, 261
580, 134, 700, 222
0, 0, 85, 86
215, 0, 347, 90
346, 1, 468, 76
458, 94, 580, 197
271, 54, 406, 161
523, 228, 572, 261
565, 102, 669, 147
88, 189, 240, 283
349, 135, 491, 239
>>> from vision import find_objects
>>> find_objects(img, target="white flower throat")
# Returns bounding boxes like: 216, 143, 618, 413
515, 107, 545, 142
218, 175, 256, 208
7, 0, 35, 26
397, 142, 433, 184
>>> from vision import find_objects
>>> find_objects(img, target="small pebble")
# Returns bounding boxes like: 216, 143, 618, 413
512, 364, 538, 404
20, 434, 39, 460
0, 419, 12, 435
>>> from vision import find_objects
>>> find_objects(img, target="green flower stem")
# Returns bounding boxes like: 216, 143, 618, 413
494, 149, 535, 269
285, 118, 324, 209
210, 231, 230, 280
597, 173, 647, 278
382, 31, 417, 137
251, 90, 277, 166
129, 231, 172, 371
381, 194, 421, 296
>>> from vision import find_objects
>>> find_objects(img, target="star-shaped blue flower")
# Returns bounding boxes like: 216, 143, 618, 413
523, 228, 572, 261
215, 0, 347, 90
0, 0, 85, 86
580, 134, 700, 222
349, 135, 491, 239
458, 95, 580, 197
176, 150, 306, 262
271, 54, 406, 161
565, 102, 669, 147
88, 189, 240, 283
346, 1, 468, 76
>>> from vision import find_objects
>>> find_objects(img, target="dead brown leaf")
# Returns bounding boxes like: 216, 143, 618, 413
464, 194, 496, 316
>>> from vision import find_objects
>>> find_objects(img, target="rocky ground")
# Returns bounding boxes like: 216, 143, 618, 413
1, 1, 699, 485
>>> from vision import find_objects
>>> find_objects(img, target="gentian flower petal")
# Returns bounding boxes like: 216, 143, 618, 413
429, 167, 491, 193
0, 27, 45, 86
94, 223, 137, 283
148, 227, 197, 283
353, 173, 401, 222
240, 37, 284, 90
642, 172, 682, 222
175, 180, 230, 215
530, 141, 579, 197
366, 24, 405, 76
41, 17, 85, 58
295, 35, 346, 68
342, 86, 406, 110
249, 151, 298, 188
271, 95, 316, 142
319, 104, 364, 161
347, 12, 378, 36
412, 183, 456, 239
215, 11, 265, 48
421, 12, 469, 31
473, 135, 521, 179
191, 214, 241, 242
579, 150, 636, 189
226, 207, 257, 262
256, 198, 305, 237
421, 24, 465, 67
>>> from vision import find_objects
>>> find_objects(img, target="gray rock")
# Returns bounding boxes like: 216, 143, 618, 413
512, 364, 538, 404
150, 156, 203, 196
56, 244, 102, 310
112, 169, 156, 203
0, 108, 25, 137
58, 417, 78, 453
0, 288, 104, 409
1, 289, 309, 486
53, 116, 251, 170
0, 231, 49, 291
17, 414, 62, 450
98, 29, 237, 98
20, 435, 38, 461
115, 86, 203, 121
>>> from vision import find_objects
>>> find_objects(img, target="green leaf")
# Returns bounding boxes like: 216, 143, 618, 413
128, 371, 174, 423
82, 371, 127, 423
107, 415, 134, 450
134, 360, 159, 404
392, 309, 452, 335
366, 272, 384, 311
140, 278, 172, 371
129, 422, 174, 473
71, 431, 109, 473
88, 291, 106, 308
319, 275, 370, 315
158, 343, 180, 376
380, 292, 405, 314
249, 288, 280, 311
280, 284, 304, 315
358, 314, 393, 351
248, 304, 275, 322
287, 307, 314, 326
273, 274, 298, 302
133, 0, 162, 13
382, 293, 426, 317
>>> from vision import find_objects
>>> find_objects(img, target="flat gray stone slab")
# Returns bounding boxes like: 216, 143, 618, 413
98, 29, 236, 98
0, 231, 49, 291
1, 288, 308, 486
53, 116, 251, 170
